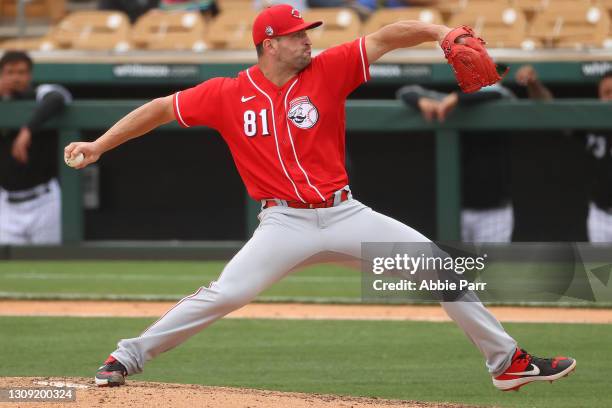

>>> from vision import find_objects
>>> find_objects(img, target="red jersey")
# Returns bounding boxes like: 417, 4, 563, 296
173, 37, 370, 203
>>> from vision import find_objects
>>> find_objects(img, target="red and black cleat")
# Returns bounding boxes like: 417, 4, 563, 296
95, 355, 128, 387
493, 348, 576, 391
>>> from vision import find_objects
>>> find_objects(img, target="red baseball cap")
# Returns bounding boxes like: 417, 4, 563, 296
252, 4, 322, 46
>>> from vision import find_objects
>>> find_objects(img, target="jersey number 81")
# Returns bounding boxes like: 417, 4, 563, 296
243, 109, 270, 137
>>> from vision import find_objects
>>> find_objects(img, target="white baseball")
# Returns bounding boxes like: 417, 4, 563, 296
65, 152, 84, 167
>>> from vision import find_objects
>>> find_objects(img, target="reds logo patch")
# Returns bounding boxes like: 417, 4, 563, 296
288, 96, 319, 129
291, 9, 301, 18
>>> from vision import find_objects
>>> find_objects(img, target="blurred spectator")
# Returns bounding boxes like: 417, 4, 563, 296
306, 0, 370, 19
356, 0, 416, 10
514, 65, 553, 100
257, 0, 308, 10
306, 0, 423, 20
160, 0, 219, 17
515, 66, 612, 242
328, 0, 440, 10
308, 0, 413, 8
583, 71, 612, 241
0, 51, 72, 245
398, 83, 517, 243
307, 0, 354, 6
98, 0, 160, 23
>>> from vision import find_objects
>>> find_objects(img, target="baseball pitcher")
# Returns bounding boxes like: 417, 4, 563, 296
64, 4, 575, 392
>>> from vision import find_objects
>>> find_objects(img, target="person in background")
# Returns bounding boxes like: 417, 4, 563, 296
307, 0, 352, 6
356, 0, 426, 10
160, 0, 219, 17
305, 0, 369, 19
306, 1, 434, 21
582, 71, 612, 241
98, 0, 160, 23
0, 51, 72, 245
398, 83, 516, 242
513, 65, 553, 100
256, 0, 308, 10
513, 65, 612, 242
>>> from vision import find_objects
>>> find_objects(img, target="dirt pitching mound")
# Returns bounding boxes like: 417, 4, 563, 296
0, 377, 476, 408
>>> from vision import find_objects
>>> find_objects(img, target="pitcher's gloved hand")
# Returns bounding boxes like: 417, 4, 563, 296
441, 26, 508, 93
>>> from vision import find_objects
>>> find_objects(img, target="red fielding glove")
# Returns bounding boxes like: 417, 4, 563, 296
440, 26, 509, 93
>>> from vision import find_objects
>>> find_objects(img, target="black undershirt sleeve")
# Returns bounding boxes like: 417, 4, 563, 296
398, 90, 425, 111
26, 92, 67, 134
457, 91, 503, 106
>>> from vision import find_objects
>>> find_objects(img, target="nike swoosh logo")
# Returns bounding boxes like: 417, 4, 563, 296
508, 364, 540, 376
241, 95, 256, 102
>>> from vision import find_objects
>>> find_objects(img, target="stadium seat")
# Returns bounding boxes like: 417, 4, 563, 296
0, 0, 65, 22
596, 0, 612, 8
545, 0, 592, 8
206, 10, 257, 49
217, 0, 256, 11
447, 5, 527, 48
430, 0, 466, 21
302, 8, 360, 49
510, 0, 546, 11
512, 0, 592, 23
596, 0, 612, 44
463, 0, 511, 7
526, 2, 610, 48
363, 8, 444, 48
132, 10, 207, 51
444, 0, 513, 17
50, 11, 131, 51
594, 0, 612, 18
0, 36, 56, 51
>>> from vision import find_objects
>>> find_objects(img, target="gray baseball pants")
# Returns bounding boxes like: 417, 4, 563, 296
112, 198, 517, 377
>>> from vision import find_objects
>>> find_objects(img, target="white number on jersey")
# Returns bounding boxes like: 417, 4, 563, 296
587, 133, 607, 159
243, 109, 269, 137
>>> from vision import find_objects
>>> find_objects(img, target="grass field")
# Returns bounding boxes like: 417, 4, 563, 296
0, 316, 608, 408
0, 261, 360, 302
1, 260, 608, 305
1, 260, 609, 407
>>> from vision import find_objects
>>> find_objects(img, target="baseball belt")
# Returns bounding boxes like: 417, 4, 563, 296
262, 187, 352, 210
5, 181, 52, 204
